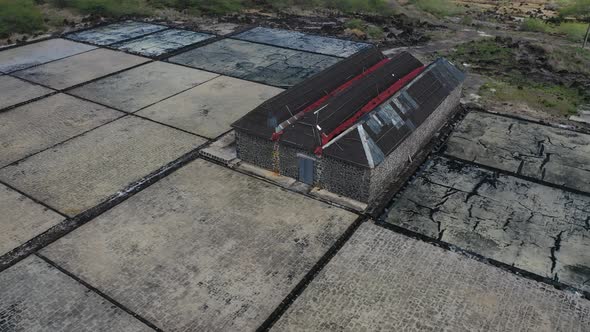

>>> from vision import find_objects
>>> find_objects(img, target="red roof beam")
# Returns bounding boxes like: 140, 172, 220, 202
315, 65, 426, 155
271, 57, 391, 141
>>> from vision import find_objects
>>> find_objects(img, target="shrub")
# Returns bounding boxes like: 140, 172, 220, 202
0, 0, 45, 37
459, 15, 473, 26
520, 17, 588, 43
555, 22, 589, 42
521, 18, 551, 33
260, 0, 393, 14
411, 0, 464, 17
451, 38, 514, 68
481, 79, 587, 116
344, 18, 364, 30
63, 0, 152, 17
366, 25, 384, 39
324, 0, 392, 14
544, 44, 590, 75
148, 0, 242, 14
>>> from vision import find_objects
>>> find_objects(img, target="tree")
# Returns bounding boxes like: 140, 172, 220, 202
560, 0, 590, 48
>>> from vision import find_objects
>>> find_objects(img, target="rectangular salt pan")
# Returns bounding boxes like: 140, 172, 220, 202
168, 39, 340, 88
234, 26, 371, 57
114, 29, 215, 57
67, 21, 167, 46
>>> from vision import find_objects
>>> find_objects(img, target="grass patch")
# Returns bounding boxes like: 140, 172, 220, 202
521, 18, 551, 33
0, 0, 45, 37
480, 79, 587, 116
343, 18, 384, 39
521, 18, 589, 43
459, 15, 473, 25
39, 0, 392, 21
148, 0, 242, 15
555, 22, 589, 42
326, 0, 392, 13
544, 44, 590, 75
266, 0, 393, 14
410, 0, 464, 17
450, 38, 514, 68
51, 0, 152, 17
344, 18, 364, 30
1, 0, 394, 37
450, 38, 590, 116
366, 25, 384, 39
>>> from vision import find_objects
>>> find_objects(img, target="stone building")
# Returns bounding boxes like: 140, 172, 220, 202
232, 47, 465, 203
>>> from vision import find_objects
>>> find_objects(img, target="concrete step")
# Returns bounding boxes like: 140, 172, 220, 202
569, 114, 590, 125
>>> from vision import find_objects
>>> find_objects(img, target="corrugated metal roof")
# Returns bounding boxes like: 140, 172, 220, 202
323, 58, 465, 168
279, 52, 423, 151
231, 47, 385, 139
234, 26, 371, 57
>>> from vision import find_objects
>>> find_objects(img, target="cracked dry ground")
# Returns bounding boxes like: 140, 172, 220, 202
167, 38, 341, 88
385, 111, 590, 293
446, 111, 590, 194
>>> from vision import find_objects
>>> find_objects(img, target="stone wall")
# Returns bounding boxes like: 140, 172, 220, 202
367, 85, 462, 204
316, 156, 371, 202
235, 131, 371, 200
235, 131, 275, 171
235, 131, 306, 179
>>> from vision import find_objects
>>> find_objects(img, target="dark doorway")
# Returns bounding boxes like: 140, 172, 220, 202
298, 154, 315, 185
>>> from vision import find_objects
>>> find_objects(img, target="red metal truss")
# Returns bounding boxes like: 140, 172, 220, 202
271, 58, 391, 141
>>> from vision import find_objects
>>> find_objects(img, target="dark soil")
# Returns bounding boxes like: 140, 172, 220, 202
451, 36, 590, 92
219, 11, 435, 48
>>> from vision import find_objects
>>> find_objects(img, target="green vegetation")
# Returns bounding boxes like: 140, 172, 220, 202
410, 0, 464, 18
344, 18, 364, 30
521, 1, 590, 46
521, 18, 550, 33
450, 38, 590, 116
344, 18, 384, 39
0, 0, 45, 37
544, 44, 590, 75
557, 0, 590, 47
271, 0, 392, 14
480, 79, 587, 116
559, 0, 590, 17
0, 0, 395, 37
521, 18, 589, 42
459, 15, 473, 26
555, 22, 589, 42
560, 0, 590, 48
366, 25, 384, 39
148, 0, 242, 15
451, 38, 514, 68
50, 0, 151, 17
170, 0, 394, 14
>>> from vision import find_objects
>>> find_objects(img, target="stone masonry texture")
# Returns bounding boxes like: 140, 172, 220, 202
41, 159, 357, 331
0, 116, 205, 216
0, 75, 53, 110
273, 222, 590, 332
0, 183, 63, 256
0, 256, 151, 332
0, 93, 123, 168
